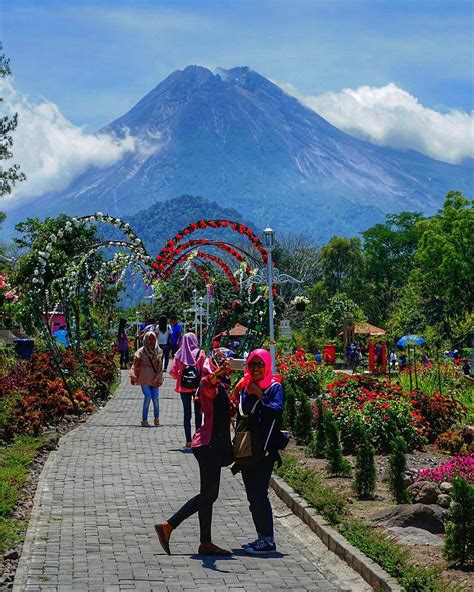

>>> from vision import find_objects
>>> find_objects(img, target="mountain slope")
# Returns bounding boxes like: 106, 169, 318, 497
6, 66, 473, 241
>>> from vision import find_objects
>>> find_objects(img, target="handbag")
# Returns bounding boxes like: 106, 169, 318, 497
233, 399, 266, 465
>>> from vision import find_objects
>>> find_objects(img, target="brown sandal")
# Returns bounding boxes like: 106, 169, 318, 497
198, 541, 232, 556
154, 523, 171, 555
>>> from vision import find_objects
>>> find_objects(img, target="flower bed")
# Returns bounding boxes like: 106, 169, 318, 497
0, 348, 117, 441
415, 456, 474, 485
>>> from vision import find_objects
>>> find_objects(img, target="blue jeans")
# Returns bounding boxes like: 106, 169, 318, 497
180, 393, 202, 443
160, 344, 170, 371
141, 385, 159, 421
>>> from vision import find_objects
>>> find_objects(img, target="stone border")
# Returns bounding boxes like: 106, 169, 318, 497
270, 475, 403, 592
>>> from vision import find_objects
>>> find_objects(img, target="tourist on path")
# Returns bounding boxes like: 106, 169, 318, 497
53, 325, 69, 347
234, 348, 284, 554
155, 348, 236, 556
130, 331, 163, 427
169, 315, 183, 355
117, 318, 130, 370
169, 332, 206, 447
156, 315, 172, 371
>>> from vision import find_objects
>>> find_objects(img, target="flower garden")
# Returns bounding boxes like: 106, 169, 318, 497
277, 350, 474, 590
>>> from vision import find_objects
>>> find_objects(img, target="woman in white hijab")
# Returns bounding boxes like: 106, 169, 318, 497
130, 331, 164, 426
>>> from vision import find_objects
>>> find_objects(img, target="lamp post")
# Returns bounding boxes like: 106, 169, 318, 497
206, 286, 211, 331
244, 228, 302, 373
263, 227, 276, 371
192, 288, 198, 335
198, 296, 205, 347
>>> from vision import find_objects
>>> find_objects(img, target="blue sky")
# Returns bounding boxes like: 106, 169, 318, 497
2, 0, 473, 205
2, 0, 473, 130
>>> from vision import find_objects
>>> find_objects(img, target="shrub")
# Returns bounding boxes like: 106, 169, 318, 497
324, 412, 352, 477
387, 436, 410, 503
435, 429, 471, 455
415, 456, 474, 485
443, 477, 474, 567
294, 392, 312, 445
278, 352, 335, 398
353, 425, 377, 499
410, 389, 466, 441
306, 400, 327, 458
326, 375, 427, 452
282, 383, 296, 431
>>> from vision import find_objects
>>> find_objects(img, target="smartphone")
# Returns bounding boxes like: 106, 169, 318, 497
229, 358, 246, 371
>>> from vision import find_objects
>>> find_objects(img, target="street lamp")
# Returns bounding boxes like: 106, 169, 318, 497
263, 227, 276, 371
192, 288, 198, 334
198, 296, 205, 346
244, 227, 302, 372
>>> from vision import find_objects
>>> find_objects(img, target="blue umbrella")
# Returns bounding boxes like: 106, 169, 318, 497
396, 334, 425, 347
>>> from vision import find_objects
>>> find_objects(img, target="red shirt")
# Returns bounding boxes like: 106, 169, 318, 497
192, 374, 237, 448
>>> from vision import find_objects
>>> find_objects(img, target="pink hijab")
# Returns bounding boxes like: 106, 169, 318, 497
174, 332, 200, 366
243, 348, 280, 390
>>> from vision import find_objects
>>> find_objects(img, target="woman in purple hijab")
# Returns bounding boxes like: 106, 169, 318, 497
169, 332, 207, 447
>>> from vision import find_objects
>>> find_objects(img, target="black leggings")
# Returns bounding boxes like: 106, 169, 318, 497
119, 349, 129, 367
167, 445, 222, 542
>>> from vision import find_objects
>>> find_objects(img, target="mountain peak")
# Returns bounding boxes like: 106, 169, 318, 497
16, 65, 471, 242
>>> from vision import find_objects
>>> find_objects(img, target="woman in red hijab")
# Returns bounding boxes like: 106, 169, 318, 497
235, 348, 284, 555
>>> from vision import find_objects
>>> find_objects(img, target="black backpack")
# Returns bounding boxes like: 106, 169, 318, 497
181, 350, 201, 389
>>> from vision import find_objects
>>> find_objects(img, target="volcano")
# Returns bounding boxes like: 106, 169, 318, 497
7, 66, 473, 240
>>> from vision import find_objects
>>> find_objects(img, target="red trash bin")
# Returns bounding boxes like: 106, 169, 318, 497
323, 344, 336, 365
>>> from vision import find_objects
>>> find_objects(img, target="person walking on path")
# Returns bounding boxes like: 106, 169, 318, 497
169, 332, 206, 447
155, 348, 235, 556
130, 331, 164, 427
156, 315, 172, 371
170, 315, 183, 356
53, 325, 69, 347
234, 348, 284, 555
117, 318, 130, 370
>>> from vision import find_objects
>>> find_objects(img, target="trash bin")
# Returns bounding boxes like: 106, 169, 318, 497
13, 338, 35, 360
323, 344, 336, 365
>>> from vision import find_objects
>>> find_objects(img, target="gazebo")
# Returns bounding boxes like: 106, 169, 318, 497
352, 323, 386, 336
213, 323, 248, 340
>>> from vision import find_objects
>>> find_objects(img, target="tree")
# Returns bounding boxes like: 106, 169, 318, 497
319, 236, 363, 296
443, 476, 474, 567
324, 412, 352, 476
387, 436, 410, 504
306, 400, 327, 458
361, 212, 423, 324
411, 191, 474, 339
0, 43, 25, 196
13, 216, 110, 334
307, 292, 366, 340
353, 425, 377, 499
294, 391, 312, 445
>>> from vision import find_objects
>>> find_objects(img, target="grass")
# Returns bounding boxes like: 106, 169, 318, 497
0, 435, 45, 554
275, 454, 348, 525
276, 452, 459, 592
458, 381, 474, 425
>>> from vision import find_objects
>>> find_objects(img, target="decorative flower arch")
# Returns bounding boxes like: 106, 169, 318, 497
155, 220, 268, 269
162, 250, 240, 292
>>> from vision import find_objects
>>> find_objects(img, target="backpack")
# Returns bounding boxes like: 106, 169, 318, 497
181, 350, 202, 389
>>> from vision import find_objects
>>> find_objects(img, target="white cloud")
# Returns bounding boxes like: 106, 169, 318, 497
3, 82, 136, 206
280, 82, 474, 164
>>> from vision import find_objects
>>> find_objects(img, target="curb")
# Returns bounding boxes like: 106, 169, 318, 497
270, 475, 403, 592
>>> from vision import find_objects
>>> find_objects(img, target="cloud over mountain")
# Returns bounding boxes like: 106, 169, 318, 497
4, 82, 136, 205
281, 82, 474, 164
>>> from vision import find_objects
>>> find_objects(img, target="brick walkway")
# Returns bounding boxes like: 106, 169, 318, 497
14, 373, 371, 592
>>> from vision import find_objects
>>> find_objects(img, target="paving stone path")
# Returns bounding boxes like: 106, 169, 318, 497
14, 373, 371, 592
